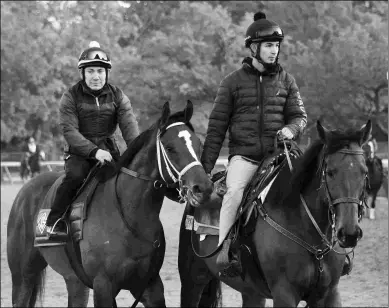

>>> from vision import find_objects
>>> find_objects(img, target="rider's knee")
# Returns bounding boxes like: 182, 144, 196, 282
65, 167, 88, 185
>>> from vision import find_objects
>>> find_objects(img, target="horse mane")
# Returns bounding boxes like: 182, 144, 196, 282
290, 127, 364, 193
289, 139, 325, 193
96, 109, 194, 183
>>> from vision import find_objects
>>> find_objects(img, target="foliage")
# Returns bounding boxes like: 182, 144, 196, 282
1, 1, 387, 155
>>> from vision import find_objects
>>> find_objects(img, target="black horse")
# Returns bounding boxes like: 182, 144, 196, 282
362, 143, 384, 219
8, 101, 213, 307
178, 120, 371, 307
20, 147, 45, 181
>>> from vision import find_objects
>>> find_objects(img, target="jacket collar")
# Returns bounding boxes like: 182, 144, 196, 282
242, 57, 281, 76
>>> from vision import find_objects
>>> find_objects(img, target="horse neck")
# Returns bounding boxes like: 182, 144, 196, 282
116, 131, 165, 232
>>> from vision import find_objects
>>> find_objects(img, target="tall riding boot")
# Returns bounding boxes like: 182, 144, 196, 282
216, 202, 239, 272
45, 182, 75, 239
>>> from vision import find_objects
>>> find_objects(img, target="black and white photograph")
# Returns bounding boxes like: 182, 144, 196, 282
1, 1, 388, 307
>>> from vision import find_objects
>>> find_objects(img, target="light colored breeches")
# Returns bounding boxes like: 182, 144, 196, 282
218, 155, 259, 246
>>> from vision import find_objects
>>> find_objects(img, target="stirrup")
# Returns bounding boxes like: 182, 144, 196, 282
47, 218, 69, 239
216, 239, 242, 278
52, 218, 68, 231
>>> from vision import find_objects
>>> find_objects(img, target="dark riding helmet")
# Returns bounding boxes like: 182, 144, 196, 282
78, 41, 112, 69
244, 12, 284, 48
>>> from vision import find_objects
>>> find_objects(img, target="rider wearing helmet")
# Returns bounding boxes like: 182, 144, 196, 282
201, 12, 307, 270
45, 41, 140, 239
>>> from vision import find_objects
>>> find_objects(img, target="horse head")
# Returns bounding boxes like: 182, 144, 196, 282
316, 120, 371, 248
157, 100, 213, 205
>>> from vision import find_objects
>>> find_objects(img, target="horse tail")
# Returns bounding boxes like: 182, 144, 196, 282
7, 173, 60, 306
198, 277, 222, 307
28, 266, 47, 307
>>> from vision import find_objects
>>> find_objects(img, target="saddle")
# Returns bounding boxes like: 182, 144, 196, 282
34, 164, 101, 247
185, 140, 303, 277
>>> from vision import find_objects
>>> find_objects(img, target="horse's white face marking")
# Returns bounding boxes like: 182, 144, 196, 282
178, 130, 198, 161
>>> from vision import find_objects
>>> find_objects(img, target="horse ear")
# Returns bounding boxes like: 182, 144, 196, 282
360, 120, 372, 145
160, 101, 170, 127
316, 120, 330, 143
184, 100, 194, 122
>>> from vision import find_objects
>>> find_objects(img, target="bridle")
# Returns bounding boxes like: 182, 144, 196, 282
118, 121, 203, 201
300, 146, 368, 255
156, 122, 203, 201
252, 143, 368, 264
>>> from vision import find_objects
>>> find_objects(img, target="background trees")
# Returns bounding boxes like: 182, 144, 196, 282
1, 1, 387, 156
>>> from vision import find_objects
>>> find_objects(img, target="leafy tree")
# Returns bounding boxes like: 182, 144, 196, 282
1, 1, 387, 156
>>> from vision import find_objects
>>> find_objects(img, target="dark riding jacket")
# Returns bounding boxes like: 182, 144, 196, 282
201, 57, 307, 174
60, 80, 140, 159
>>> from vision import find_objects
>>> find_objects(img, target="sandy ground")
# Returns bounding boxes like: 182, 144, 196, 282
1, 182, 388, 307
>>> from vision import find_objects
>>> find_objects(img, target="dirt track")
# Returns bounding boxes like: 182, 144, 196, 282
1, 183, 388, 307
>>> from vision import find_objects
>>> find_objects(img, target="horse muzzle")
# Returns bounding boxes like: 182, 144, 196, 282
337, 226, 363, 248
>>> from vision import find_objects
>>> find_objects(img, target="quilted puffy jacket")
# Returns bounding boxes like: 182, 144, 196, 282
60, 80, 140, 159
201, 57, 307, 174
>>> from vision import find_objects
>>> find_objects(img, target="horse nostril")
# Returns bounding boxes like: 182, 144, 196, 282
337, 228, 346, 242
192, 184, 201, 195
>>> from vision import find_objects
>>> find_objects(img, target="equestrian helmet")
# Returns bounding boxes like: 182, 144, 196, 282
78, 41, 112, 69
245, 12, 284, 48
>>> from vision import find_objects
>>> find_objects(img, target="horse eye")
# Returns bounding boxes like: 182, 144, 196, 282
165, 146, 175, 153
326, 169, 336, 178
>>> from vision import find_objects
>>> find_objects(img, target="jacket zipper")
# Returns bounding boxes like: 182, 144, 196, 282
258, 75, 264, 152
95, 96, 100, 131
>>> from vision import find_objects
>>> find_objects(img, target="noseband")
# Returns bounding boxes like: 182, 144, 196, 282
320, 148, 368, 228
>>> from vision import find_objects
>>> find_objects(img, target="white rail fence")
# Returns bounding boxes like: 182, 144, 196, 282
1, 158, 387, 185
1, 158, 230, 185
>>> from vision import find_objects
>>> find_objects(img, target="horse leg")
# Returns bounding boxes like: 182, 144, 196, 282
64, 275, 90, 307
308, 286, 342, 308
11, 251, 47, 307
93, 272, 114, 307
365, 195, 373, 218
242, 292, 266, 307
271, 279, 299, 307
180, 277, 210, 308
370, 193, 378, 219
138, 274, 166, 308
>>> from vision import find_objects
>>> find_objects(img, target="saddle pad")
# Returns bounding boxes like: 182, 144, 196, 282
34, 209, 67, 247
185, 214, 219, 235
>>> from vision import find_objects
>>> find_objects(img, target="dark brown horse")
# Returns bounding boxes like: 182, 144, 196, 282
362, 142, 384, 219
178, 120, 372, 307
7, 101, 213, 307
20, 147, 45, 181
